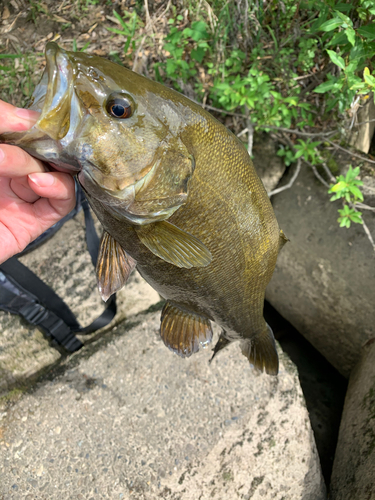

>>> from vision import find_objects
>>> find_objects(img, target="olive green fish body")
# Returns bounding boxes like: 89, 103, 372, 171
87, 101, 280, 362
0, 43, 285, 375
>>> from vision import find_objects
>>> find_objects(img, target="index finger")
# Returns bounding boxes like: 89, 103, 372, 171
0, 100, 40, 134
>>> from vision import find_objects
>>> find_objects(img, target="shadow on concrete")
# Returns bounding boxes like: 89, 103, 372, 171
264, 300, 347, 487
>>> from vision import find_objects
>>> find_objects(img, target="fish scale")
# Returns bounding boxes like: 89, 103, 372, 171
0, 42, 287, 375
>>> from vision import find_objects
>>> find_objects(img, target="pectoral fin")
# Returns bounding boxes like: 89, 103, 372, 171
96, 231, 136, 301
135, 221, 212, 268
241, 324, 279, 376
160, 301, 213, 357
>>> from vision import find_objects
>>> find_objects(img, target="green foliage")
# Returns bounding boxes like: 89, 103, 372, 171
155, 18, 210, 89
337, 205, 363, 227
277, 146, 296, 167
277, 140, 323, 166
152, 0, 374, 229
329, 165, 364, 202
329, 166, 364, 227
313, 7, 375, 114
0, 53, 38, 107
107, 10, 144, 57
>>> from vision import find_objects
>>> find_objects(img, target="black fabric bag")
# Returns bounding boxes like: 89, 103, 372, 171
0, 183, 116, 352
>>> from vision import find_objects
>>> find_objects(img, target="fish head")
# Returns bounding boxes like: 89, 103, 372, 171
1, 43, 196, 223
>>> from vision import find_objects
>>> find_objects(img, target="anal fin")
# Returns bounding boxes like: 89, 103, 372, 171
241, 324, 279, 376
160, 301, 213, 358
96, 231, 136, 302
135, 221, 212, 269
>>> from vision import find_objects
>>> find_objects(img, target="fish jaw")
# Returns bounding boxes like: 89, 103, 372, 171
0, 42, 83, 173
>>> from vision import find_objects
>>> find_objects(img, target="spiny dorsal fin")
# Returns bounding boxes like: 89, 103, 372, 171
135, 221, 212, 269
241, 324, 279, 375
279, 229, 289, 251
96, 231, 137, 302
160, 301, 213, 358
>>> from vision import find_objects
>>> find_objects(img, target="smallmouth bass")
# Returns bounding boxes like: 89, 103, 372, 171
1, 43, 287, 375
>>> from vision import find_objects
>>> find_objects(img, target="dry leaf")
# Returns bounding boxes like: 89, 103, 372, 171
53, 15, 70, 24
2, 6, 10, 19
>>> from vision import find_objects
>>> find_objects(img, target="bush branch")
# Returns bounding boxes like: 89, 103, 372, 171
268, 158, 302, 197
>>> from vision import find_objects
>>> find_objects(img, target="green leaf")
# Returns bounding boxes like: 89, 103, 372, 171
329, 180, 347, 193
364, 72, 375, 86
327, 50, 346, 70
327, 31, 349, 46
314, 80, 339, 93
334, 10, 353, 27
319, 18, 343, 32
357, 24, 375, 41
294, 149, 305, 159
191, 47, 206, 63
0, 54, 22, 59
348, 185, 364, 200
345, 27, 356, 46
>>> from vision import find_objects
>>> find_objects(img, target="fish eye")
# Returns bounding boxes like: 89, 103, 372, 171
106, 93, 134, 119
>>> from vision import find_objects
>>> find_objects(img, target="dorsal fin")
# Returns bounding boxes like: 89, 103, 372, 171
279, 229, 289, 251
96, 231, 136, 301
135, 221, 212, 269
160, 301, 213, 357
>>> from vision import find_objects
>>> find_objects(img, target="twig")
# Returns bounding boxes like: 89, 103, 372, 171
352, 118, 375, 126
355, 202, 375, 212
245, 107, 254, 156
303, 158, 331, 187
257, 125, 337, 138
293, 73, 316, 81
326, 139, 375, 165
268, 158, 302, 197
144, 0, 153, 32
321, 161, 336, 183
237, 128, 249, 138
350, 204, 375, 252
361, 218, 375, 252
154, 0, 171, 23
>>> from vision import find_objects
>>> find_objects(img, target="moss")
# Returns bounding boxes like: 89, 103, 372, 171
0, 387, 26, 407
222, 470, 234, 482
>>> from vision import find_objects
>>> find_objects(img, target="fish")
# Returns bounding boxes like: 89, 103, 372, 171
1, 42, 287, 375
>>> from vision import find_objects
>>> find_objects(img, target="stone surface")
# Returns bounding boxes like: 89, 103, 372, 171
349, 95, 375, 154
0, 311, 326, 500
253, 133, 286, 192
0, 211, 160, 397
330, 339, 375, 500
266, 160, 375, 377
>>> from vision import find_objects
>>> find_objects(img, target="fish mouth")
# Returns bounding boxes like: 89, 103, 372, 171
4, 42, 83, 173
34, 42, 76, 143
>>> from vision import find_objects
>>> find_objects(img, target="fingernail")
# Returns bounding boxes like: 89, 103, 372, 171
29, 172, 55, 187
0, 148, 4, 163
15, 108, 40, 121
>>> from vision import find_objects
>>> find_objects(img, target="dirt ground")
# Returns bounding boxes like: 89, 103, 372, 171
0, 0, 173, 106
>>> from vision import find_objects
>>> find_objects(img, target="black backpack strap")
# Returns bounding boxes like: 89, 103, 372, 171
0, 263, 83, 352
0, 191, 117, 352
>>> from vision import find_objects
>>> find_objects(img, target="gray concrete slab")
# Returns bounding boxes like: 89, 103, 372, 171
330, 339, 375, 499
0, 210, 160, 397
0, 312, 326, 500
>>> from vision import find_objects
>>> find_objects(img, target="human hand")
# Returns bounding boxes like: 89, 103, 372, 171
0, 100, 76, 264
